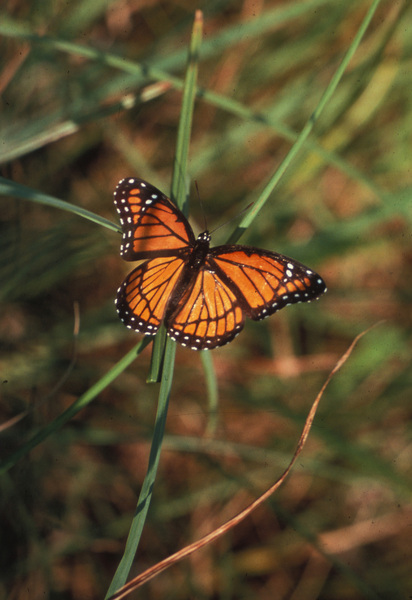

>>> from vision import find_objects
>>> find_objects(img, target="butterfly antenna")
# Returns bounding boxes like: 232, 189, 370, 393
193, 180, 209, 232
209, 202, 254, 235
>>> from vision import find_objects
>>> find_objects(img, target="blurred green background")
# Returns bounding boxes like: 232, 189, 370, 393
1, 1, 411, 599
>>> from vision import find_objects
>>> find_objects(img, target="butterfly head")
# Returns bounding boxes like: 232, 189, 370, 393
197, 231, 211, 244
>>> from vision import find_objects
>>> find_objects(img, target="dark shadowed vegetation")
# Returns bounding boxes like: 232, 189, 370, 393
1, 1, 411, 599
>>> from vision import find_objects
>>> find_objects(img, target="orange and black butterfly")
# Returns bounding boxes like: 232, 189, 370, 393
114, 177, 326, 350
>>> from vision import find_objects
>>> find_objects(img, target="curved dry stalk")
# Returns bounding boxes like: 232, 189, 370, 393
108, 323, 382, 600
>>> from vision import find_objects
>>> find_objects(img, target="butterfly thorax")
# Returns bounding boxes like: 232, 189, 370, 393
187, 231, 211, 271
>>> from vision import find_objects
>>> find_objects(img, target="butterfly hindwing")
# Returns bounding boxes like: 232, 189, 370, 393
166, 269, 245, 350
116, 255, 187, 336
114, 177, 195, 261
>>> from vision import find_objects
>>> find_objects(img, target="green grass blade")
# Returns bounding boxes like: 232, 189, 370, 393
227, 0, 384, 243
0, 97, 144, 165
0, 21, 183, 89
148, 11, 203, 380
106, 14, 203, 594
0, 9, 388, 210
0, 176, 118, 231
0, 338, 150, 474
201, 351, 219, 436
171, 9, 203, 208
105, 337, 176, 598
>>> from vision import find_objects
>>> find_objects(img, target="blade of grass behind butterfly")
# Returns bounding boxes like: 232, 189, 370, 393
105, 339, 176, 598
202, 351, 219, 436
148, 10, 203, 384
105, 13, 204, 598
1, 9, 387, 207
0, 176, 118, 232
225, 0, 383, 245
0, 338, 151, 473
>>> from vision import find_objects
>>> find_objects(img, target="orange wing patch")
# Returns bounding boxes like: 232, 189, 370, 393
211, 248, 326, 320
166, 270, 244, 350
116, 256, 186, 335
114, 178, 194, 260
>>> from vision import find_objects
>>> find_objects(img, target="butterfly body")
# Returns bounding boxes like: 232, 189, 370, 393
115, 177, 326, 350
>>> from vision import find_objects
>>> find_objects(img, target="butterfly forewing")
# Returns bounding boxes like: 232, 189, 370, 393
209, 247, 326, 320
114, 178, 195, 261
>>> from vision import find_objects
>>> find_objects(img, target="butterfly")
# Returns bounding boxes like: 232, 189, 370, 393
114, 177, 326, 350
